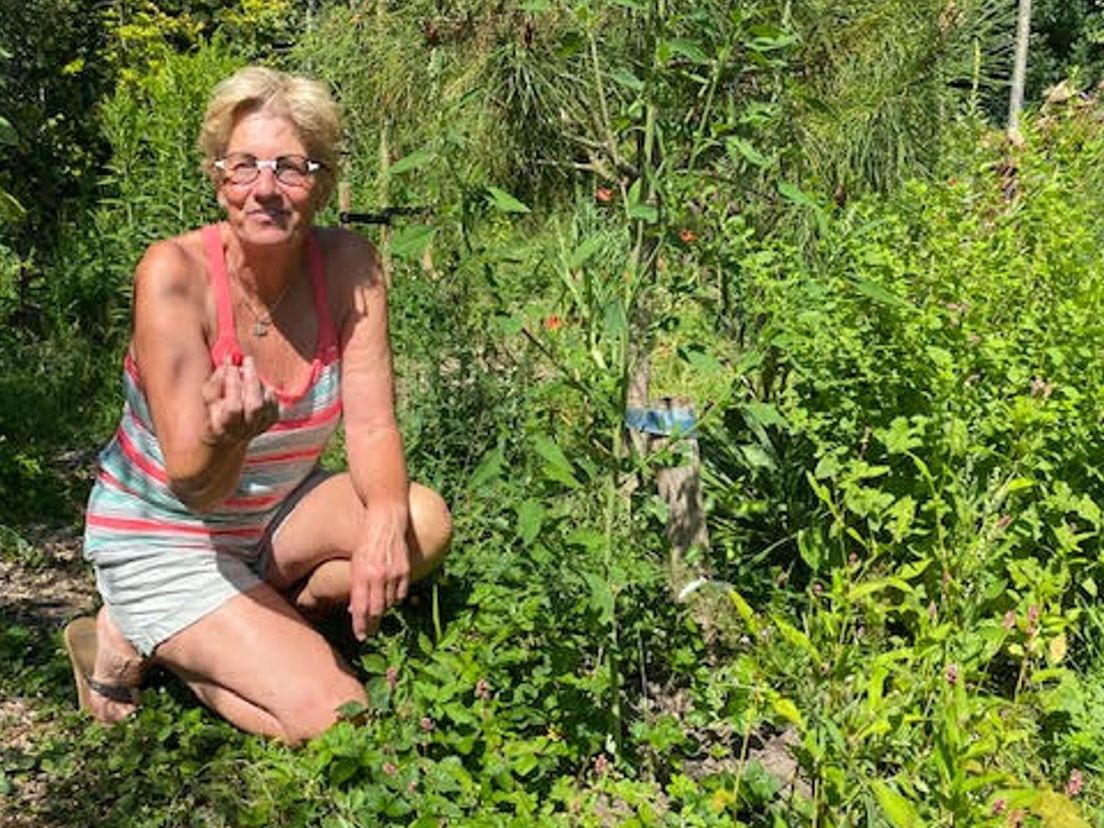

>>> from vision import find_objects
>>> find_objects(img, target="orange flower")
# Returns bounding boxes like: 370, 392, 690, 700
544, 314, 563, 331
595, 187, 613, 203
679, 228, 698, 243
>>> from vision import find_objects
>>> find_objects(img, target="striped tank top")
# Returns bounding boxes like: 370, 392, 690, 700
84, 224, 342, 561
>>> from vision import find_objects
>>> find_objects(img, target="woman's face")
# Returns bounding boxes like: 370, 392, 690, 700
217, 110, 319, 248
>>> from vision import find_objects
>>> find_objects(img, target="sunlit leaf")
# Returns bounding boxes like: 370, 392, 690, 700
389, 148, 434, 175
516, 500, 545, 546
871, 781, 925, 828
486, 186, 531, 214
388, 223, 436, 260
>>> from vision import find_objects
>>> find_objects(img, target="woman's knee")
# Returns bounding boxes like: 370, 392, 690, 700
278, 671, 366, 743
409, 483, 453, 560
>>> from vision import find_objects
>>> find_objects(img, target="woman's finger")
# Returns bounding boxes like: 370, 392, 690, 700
348, 574, 368, 641
240, 356, 265, 412
202, 362, 227, 406
222, 361, 244, 421
366, 572, 386, 632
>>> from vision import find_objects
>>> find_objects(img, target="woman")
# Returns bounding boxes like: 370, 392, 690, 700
65, 66, 452, 743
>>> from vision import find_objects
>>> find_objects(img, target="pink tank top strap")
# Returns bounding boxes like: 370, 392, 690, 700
202, 224, 243, 366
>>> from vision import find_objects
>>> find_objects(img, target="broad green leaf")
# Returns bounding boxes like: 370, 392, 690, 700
566, 529, 605, 550
582, 572, 614, 624
739, 444, 775, 470
516, 500, 544, 546
388, 224, 436, 260
871, 781, 924, 828
486, 186, 531, 214
770, 614, 819, 662
726, 137, 768, 168
467, 444, 504, 490
1033, 791, 1090, 827
602, 298, 627, 340
567, 234, 604, 270
0, 188, 24, 223
743, 402, 787, 429
389, 148, 434, 175
728, 589, 761, 634
777, 181, 819, 209
796, 528, 821, 572
0, 116, 16, 146
850, 276, 907, 308
770, 696, 803, 728
533, 434, 581, 488
609, 67, 644, 92
664, 38, 710, 64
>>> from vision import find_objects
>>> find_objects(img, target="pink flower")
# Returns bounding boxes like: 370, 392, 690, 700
475, 679, 491, 700
945, 663, 958, 686
382, 761, 397, 777
992, 798, 1006, 815
593, 754, 610, 775
812, 582, 823, 597
420, 716, 435, 732
386, 666, 399, 691
1002, 610, 1016, 630
1067, 768, 1084, 797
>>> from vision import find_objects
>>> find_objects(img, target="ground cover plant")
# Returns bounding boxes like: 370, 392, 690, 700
6, 1, 1104, 825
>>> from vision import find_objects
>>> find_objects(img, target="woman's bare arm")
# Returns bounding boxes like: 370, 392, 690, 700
132, 239, 275, 511
331, 231, 410, 639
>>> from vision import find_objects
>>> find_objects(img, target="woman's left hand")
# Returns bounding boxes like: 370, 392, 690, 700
348, 509, 410, 640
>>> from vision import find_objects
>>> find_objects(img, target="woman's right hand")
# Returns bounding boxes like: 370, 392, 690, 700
201, 355, 279, 446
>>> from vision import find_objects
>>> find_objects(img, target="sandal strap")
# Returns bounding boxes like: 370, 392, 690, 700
86, 676, 140, 704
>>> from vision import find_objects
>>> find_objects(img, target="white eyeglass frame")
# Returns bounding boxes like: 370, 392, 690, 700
213, 154, 323, 185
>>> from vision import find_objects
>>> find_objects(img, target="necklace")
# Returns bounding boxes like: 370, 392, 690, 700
233, 272, 296, 337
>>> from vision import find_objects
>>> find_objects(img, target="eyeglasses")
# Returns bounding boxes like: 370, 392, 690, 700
214, 153, 324, 187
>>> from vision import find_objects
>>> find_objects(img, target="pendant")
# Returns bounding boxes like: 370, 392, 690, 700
253, 320, 269, 337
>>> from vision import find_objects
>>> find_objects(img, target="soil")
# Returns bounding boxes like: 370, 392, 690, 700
0, 522, 98, 828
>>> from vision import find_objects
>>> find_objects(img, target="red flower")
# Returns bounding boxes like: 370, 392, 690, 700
679, 228, 698, 243
544, 314, 563, 332
595, 187, 613, 203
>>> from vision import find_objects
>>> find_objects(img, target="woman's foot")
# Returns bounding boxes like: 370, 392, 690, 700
65, 609, 146, 723
88, 607, 145, 722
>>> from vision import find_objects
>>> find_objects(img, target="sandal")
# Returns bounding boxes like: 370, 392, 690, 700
63, 616, 141, 711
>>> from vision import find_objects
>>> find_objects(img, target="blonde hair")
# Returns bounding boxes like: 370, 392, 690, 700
198, 66, 341, 207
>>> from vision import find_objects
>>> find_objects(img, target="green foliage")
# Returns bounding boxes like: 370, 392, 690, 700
11, 2, 1104, 826
701, 97, 1104, 822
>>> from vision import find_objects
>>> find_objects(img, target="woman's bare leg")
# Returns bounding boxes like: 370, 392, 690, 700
267, 477, 453, 616
151, 582, 366, 743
